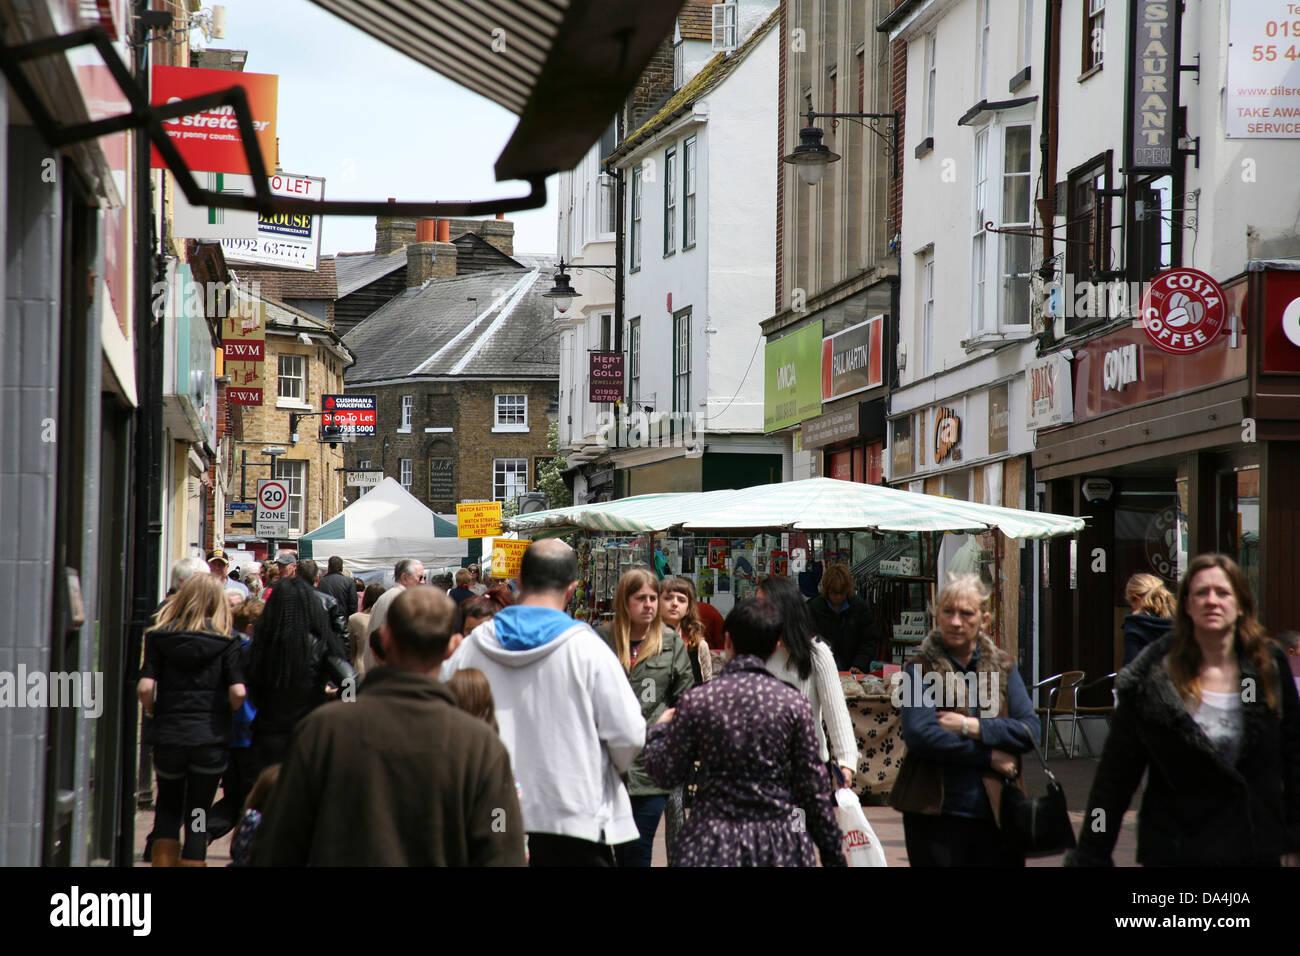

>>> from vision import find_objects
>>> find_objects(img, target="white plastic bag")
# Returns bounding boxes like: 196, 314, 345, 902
834, 789, 888, 867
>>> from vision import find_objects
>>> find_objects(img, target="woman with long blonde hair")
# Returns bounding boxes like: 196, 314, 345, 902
138, 573, 246, 866
1070, 553, 1300, 866
598, 567, 695, 866
1121, 572, 1175, 666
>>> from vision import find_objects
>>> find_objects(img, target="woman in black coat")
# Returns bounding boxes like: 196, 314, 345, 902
1068, 553, 1300, 866
247, 575, 342, 776
138, 573, 246, 866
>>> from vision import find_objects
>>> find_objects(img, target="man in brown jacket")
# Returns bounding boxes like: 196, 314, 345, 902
252, 586, 525, 866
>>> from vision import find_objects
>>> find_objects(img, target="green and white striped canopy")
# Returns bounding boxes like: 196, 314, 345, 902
506, 477, 1084, 540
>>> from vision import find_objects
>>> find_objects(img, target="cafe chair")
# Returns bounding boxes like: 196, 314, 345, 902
1030, 670, 1085, 759
1071, 672, 1118, 758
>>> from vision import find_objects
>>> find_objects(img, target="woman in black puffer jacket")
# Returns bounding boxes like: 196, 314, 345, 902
247, 575, 340, 776
138, 573, 247, 866
1069, 554, 1300, 866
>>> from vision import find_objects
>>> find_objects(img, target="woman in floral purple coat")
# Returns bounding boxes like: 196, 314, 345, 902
643, 599, 846, 867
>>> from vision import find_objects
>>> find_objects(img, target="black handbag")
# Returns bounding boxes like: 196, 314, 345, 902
999, 738, 1076, 857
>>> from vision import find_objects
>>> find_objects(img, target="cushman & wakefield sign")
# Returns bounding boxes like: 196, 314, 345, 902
1127, 0, 1180, 172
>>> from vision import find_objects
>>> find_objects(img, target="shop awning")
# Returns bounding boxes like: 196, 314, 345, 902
307, 0, 688, 182
507, 477, 1085, 540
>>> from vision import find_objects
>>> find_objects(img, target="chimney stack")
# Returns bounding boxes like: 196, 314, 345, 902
376, 215, 418, 255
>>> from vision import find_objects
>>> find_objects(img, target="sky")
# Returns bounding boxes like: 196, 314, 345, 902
206, 0, 559, 257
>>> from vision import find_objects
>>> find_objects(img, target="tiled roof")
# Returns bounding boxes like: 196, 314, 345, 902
342, 263, 562, 382
334, 248, 409, 297
677, 1, 716, 41
231, 256, 337, 300
611, 7, 779, 161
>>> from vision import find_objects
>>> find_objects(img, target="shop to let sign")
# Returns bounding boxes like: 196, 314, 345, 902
491, 539, 530, 578
322, 394, 376, 435
457, 501, 503, 538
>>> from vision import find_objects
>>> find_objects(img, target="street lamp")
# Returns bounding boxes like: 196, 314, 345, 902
544, 258, 617, 314
782, 101, 900, 185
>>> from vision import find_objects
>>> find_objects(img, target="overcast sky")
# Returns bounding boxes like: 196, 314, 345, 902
209, 0, 558, 257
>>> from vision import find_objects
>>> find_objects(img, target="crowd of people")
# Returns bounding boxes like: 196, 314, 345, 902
136, 541, 1300, 868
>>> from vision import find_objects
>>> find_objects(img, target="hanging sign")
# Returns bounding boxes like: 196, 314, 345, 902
1139, 268, 1227, 354
1127, 0, 1180, 172
150, 66, 278, 173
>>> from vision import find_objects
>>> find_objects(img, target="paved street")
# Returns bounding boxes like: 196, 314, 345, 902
134, 754, 1137, 867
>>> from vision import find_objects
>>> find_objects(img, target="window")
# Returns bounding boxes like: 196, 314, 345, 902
922, 251, 935, 376
358, 459, 372, 469
274, 458, 306, 535
970, 119, 1035, 341
664, 146, 676, 256
857, 48, 865, 112
494, 393, 529, 432
673, 41, 684, 90
598, 311, 616, 351
1066, 153, 1112, 331
978, 0, 990, 99
970, 128, 990, 334
400, 394, 413, 431
399, 458, 412, 491
712, 1, 737, 52
673, 308, 691, 413
493, 459, 528, 503
1132, 174, 1174, 284
1000, 125, 1033, 328
925, 33, 937, 139
277, 354, 305, 402
629, 317, 641, 404
1083, 0, 1104, 73
630, 165, 642, 272
683, 136, 697, 249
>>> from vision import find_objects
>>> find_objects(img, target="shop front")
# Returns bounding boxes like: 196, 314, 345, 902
1029, 271, 1287, 685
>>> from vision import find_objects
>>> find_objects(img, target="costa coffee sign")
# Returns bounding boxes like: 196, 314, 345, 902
1139, 268, 1227, 354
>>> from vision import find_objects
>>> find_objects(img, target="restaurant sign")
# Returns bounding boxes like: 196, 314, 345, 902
1026, 353, 1074, 430
1127, 0, 1180, 172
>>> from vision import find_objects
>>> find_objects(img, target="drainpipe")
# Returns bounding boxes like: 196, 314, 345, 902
121, 0, 165, 867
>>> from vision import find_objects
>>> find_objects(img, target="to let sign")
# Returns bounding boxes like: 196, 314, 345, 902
589, 352, 624, 403
322, 394, 376, 435
457, 501, 503, 538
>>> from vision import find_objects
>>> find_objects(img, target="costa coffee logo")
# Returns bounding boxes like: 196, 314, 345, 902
1145, 505, 1179, 581
1139, 268, 1226, 355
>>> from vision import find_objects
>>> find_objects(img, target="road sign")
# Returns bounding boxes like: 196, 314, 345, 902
256, 478, 290, 537
322, 394, 377, 436
227, 502, 255, 511
345, 470, 383, 489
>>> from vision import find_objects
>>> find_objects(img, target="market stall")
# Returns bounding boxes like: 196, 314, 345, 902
506, 477, 1084, 798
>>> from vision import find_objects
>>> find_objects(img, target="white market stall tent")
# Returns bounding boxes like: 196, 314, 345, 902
298, 477, 467, 581
506, 477, 1085, 540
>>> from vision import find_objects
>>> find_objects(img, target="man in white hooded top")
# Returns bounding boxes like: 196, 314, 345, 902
441, 539, 645, 866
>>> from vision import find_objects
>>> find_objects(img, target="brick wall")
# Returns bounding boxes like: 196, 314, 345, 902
376, 215, 418, 255
345, 379, 558, 512
776, 0, 786, 315
628, 35, 675, 129
224, 333, 347, 543
405, 240, 458, 286
445, 217, 515, 257
888, 25, 906, 239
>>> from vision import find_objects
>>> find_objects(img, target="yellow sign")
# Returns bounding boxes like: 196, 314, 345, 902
492, 538, 530, 578
457, 501, 503, 538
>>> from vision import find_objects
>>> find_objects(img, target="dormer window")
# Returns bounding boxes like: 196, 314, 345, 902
712, 2, 738, 52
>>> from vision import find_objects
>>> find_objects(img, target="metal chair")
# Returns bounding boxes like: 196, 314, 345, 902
1071, 672, 1118, 757
1031, 670, 1086, 758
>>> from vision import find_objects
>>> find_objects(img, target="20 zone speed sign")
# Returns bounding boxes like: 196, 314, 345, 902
256, 479, 290, 538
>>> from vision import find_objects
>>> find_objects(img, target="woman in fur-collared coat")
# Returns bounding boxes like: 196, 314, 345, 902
1068, 553, 1300, 866
889, 574, 1039, 866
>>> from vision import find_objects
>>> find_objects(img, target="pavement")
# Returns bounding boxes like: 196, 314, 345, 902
134, 752, 1138, 868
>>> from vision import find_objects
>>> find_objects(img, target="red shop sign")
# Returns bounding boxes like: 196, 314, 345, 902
1139, 268, 1227, 355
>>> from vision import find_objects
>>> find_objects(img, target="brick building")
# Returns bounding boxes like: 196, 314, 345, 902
221, 289, 353, 558
342, 219, 560, 513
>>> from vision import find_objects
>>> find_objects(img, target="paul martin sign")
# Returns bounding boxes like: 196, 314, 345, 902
1128, 0, 1180, 172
